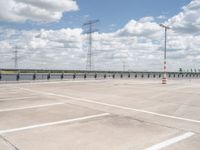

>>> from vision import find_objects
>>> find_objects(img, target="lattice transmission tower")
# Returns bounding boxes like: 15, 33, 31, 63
83, 20, 99, 71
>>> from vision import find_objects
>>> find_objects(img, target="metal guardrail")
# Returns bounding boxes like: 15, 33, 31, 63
0, 72, 200, 82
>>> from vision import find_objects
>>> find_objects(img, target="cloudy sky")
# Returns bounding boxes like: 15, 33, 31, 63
0, 0, 200, 71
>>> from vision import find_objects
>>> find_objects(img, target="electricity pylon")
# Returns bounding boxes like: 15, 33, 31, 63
83, 19, 99, 71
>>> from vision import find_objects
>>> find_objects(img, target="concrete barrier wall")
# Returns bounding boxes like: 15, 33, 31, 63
0, 72, 200, 82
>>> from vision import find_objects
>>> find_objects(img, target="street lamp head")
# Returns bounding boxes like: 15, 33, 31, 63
160, 24, 170, 29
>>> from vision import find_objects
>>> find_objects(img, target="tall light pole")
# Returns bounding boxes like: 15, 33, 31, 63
160, 24, 170, 84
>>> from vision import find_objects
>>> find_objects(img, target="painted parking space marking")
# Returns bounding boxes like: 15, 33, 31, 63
144, 132, 195, 150
0, 102, 65, 112
0, 79, 107, 87
0, 113, 110, 134
19, 87, 200, 124
0, 96, 37, 102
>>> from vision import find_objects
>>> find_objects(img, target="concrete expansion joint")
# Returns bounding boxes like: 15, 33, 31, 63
119, 114, 200, 134
0, 135, 20, 150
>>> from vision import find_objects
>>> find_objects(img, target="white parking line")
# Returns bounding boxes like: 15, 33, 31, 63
0, 113, 110, 134
19, 87, 200, 124
0, 79, 107, 87
0, 91, 21, 94
0, 96, 37, 102
0, 102, 65, 112
144, 132, 195, 150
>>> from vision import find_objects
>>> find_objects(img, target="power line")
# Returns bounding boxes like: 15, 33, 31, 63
123, 61, 126, 72
14, 49, 18, 69
83, 19, 100, 71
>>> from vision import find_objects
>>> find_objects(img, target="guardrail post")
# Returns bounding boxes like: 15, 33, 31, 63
61, 73, 64, 80
104, 74, 106, 79
121, 74, 123, 78
73, 73, 76, 80
135, 74, 137, 78
84, 74, 86, 80
33, 73, 36, 80
47, 73, 50, 80
128, 74, 130, 78
16, 73, 20, 81
94, 73, 97, 79
112, 74, 115, 79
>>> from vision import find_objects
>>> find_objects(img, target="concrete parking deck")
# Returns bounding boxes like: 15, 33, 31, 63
0, 79, 200, 150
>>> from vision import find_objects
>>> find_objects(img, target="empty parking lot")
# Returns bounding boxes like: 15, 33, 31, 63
0, 79, 200, 150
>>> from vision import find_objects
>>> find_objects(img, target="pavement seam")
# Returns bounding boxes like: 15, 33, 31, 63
0, 135, 20, 150
123, 115, 200, 135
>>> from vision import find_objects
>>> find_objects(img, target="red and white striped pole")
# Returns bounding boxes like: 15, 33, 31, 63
160, 24, 170, 84
163, 60, 167, 84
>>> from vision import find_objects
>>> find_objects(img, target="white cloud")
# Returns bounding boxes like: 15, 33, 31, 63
157, 15, 167, 20
0, 0, 79, 23
115, 19, 161, 39
1, 0, 200, 71
139, 16, 155, 22
0, 28, 85, 70
168, 0, 200, 34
